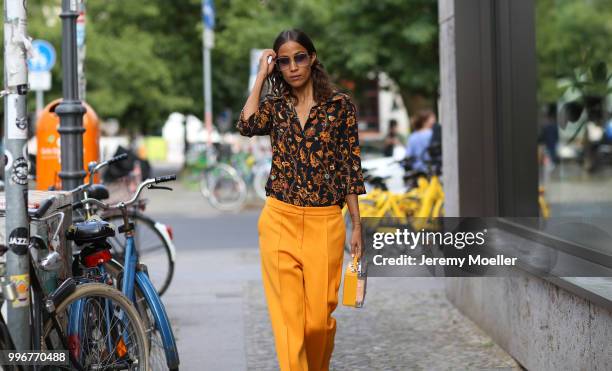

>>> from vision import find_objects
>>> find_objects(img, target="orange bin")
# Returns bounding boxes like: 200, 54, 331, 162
36, 99, 100, 190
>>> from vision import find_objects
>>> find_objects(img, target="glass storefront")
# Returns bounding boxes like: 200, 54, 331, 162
535, 0, 612, 217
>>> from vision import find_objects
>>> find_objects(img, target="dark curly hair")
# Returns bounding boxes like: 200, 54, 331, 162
267, 29, 336, 104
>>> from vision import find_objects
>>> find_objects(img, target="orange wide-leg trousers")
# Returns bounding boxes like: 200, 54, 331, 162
257, 196, 345, 371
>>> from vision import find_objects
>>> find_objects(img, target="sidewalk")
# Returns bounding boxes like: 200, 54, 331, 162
163, 247, 519, 370
146, 169, 520, 369
244, 265, 520, 370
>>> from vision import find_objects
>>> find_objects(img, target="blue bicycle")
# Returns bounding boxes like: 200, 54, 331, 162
75, 175, 180, 370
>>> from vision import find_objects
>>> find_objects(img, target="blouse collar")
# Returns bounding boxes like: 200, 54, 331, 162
278, 90, 345, 107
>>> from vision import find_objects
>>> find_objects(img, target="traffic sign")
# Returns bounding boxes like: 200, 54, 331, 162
27, 40, 56, 72
29, 71, 52, 91
202, 0, 215, 29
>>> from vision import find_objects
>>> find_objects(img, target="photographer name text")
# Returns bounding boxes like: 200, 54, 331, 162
372, 254, 517, 267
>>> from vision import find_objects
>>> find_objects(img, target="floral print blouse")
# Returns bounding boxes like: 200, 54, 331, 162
237, 91, 366, 207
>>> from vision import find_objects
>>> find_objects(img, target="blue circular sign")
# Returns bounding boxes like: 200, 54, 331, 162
27, 40, 56, 72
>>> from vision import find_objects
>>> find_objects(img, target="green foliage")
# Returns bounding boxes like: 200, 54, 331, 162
536, 0, 612, 104
1, 0, 609, 134
4, 0, 439, 132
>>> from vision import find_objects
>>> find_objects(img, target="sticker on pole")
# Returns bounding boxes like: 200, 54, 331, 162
10, 274, 30, 308
8, 228, 28, 255
4, 150, 13, 171
6, 95, 27, 139
10, 157, 29, 186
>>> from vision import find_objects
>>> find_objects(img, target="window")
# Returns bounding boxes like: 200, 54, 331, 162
535, 0, 612, 218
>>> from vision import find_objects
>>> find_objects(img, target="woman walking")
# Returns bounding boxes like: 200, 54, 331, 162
236, 29, 366, 371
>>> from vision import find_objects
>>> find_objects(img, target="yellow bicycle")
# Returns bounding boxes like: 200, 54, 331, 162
343, 154, 550, 252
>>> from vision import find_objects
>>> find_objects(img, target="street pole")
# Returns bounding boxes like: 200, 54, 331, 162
4, 0, 31, 350
203, 30, 212, 151
35, 89, 43, 119
57, 0, 86, 191
202, 0, 214, 155
76, 0, 86, 101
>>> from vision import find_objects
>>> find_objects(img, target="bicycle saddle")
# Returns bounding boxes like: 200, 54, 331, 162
28, 197, 55, 219
84, 184, 110, 201
66, 219, 115, 245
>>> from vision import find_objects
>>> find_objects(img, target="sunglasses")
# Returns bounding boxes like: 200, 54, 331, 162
275, 52, 311, 71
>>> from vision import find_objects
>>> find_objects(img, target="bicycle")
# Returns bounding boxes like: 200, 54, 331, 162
71, 155, 177, 297
343, 153, 445, 252
1, 199, 150, 370
185, 144, 247, 211
230, 152, 271, 202
74, 175, 180, 371
344, 146, 551, 252
0, 277, 24, 371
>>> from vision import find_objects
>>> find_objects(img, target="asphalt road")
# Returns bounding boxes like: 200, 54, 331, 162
153, 211, 261, 250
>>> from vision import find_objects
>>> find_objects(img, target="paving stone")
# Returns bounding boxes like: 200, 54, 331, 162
244, 275, 521, 370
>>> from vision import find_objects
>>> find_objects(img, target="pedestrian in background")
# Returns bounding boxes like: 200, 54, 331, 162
383, 119, 403, 157
236, 29, 366, 371
406, 109, 436, 173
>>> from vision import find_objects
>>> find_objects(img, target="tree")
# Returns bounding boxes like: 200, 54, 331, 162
212, 0, 439, 119
325, 0, 439, 114
535, 0, 612, 105
2, 0, 440, 133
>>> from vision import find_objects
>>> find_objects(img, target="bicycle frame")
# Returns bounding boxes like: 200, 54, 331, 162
119, 205, 180, 369
69, 175, 180, 369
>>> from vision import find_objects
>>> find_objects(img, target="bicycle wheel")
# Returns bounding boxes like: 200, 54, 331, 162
103, 211, 175, 296
134, 286, 172, 371
103, 260, 179, 371
43, 282, 149, 371
0, 318, 24, 371
200, 163, 247, 211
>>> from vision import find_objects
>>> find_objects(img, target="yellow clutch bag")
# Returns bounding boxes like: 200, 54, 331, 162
342, 255, 367, 308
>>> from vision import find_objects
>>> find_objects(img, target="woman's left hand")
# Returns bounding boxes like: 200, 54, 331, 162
350, 223, 363, 260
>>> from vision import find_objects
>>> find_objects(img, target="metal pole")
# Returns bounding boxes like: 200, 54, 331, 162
56, 0, 86, 191
76, 0, 85, 101
35, 89, 43, 119
4, 0, 31, 350
203, 26, 213, 153
202, 0, 214, 156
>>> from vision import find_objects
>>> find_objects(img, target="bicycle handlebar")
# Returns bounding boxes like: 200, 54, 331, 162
64, 153, 130, 192
155, 175, 176, 184
77, 175, 176, 211
88, 153, 129, 186
107, 153, 128, 165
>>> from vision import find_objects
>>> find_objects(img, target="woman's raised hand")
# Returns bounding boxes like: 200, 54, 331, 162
258, 49, 277, 78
